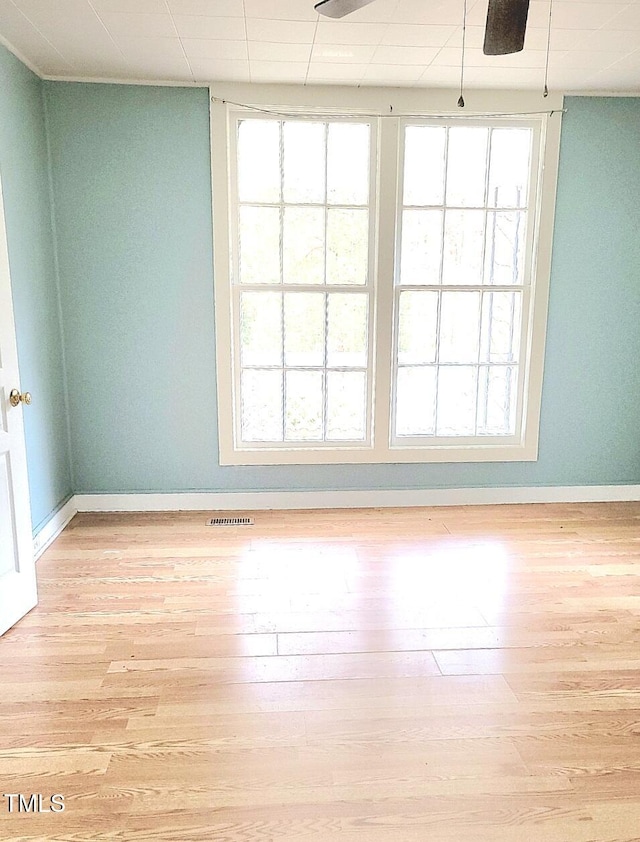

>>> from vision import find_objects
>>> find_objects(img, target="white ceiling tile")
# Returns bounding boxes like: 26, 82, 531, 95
181, 38, 247, 61
552, 49, 622, 68
418, 65, 465, 86
311, 43, 376, 62
189, 56, 250, 80
372, 45, 439, 66
547, 28, 596, 51
577, 28, 640, 53
432, 45, 547, 69
520, 26, 557, 52
11, 0, 127, 71
315, 21, 386, 45
91, 0, 168, 12
585, 68, 640, 90
0, 0, 72, 73
306, 62, 368, 80
466, 66, 546, 88
171, 15, 246, 39
547, 68, 598, 89
166, 0, 244, 15
99, 12, 176, 38
484, 50, 548, 69
243, 0, 318, 21
250, 60, 310, 81
14, 0, 103, 32
602, 48, 640, 71
362, 63, 425, 82
381, 24, 457, 47
115, 36, 186, 60
444, 25, 482, 49
248, 41, 311, 62
55, 52, 130, 78
328, 0, 398, 23
245, 19, 316, 43
549, 2, 628, 30
393, 0, 464, 26
606, 4, 640, 29
431, 46, 469, 67
464, 0, 488, 27
122, 53, 194, 82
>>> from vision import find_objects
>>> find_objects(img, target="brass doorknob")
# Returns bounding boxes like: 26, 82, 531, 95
9, 389, 32, 408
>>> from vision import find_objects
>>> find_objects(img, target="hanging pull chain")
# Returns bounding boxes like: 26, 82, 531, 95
458, 0, 468, 107
543, 0, 553, 97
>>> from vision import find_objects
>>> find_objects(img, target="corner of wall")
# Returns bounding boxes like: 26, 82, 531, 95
41, 81, 75, 496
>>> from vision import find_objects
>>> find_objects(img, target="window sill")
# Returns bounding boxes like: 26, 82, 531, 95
218, 440, 539, 466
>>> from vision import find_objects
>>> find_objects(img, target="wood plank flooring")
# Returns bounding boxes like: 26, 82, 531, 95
1, 502, 640, 841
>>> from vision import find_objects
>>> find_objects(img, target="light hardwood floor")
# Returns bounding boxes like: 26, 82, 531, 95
2, 503, 640, 841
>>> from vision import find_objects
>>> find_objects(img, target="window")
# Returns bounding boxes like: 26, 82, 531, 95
211, 89, 562, 465
393, 123, 530, 443
234, 118, 375, 447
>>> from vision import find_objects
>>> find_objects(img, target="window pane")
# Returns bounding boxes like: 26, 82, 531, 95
327, 208, 368, 285
283, 207, 325, 285
241, 370, 283, 442
439, 291, 481, 364
284, 292, 324, 367
327, 293, 367, 367
283, 121, 325, 204
403, 126, 446, 206
285, 370, 323, 440
327, 123, 369, 205
396, 367, 436, 436
240, 292, 282, 366
239, 206, 280, 284
442, 209, 485, 285
488, 128, 531, 208
436, 366, 478, 436
446, 127, 489, 207
484, 211, 527, 286
327, 371, 366, 440
238, 119, 280, 204
480, 291, 522, 363
399, 210, 443, 285
477, 365, 517, 435
397, 291, 438, 364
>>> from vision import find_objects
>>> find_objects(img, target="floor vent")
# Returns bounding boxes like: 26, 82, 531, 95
207, 517, 254, 527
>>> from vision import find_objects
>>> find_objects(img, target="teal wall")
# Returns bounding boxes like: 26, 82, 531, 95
43, 83, 640, 493
0, 47, 72, 531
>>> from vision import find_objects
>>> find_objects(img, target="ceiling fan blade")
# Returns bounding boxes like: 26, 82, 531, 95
483, 0, 530, 55
314, 0, 377, 18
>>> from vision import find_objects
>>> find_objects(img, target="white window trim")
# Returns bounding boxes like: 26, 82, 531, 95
228, 114, 378, 449
210, 84, 564, 467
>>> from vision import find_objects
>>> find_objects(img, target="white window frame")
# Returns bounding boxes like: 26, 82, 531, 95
210, 85, 564, 467
229, 114, 378, 451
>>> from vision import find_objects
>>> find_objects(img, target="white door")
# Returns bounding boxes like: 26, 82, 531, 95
0, 176, 36, 636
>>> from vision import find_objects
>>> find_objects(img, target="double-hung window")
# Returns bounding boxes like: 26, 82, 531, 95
211, 89, 562, 465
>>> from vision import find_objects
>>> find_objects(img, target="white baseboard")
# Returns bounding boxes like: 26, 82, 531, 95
33, 497, 78, 559
74, 485, 640, 513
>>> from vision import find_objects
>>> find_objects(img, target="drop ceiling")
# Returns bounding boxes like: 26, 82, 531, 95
0, 0, 638, 91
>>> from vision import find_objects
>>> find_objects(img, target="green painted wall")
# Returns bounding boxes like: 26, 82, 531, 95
0, 47, 72, 531
44, 83, 640, 493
